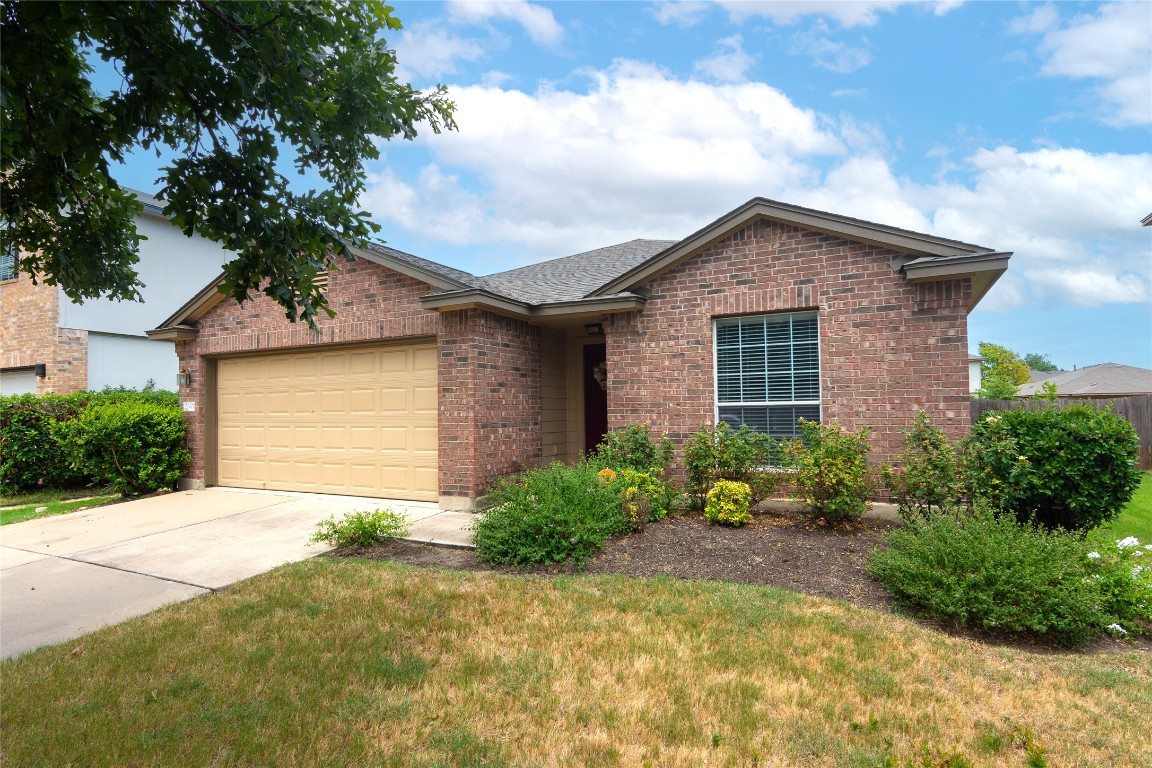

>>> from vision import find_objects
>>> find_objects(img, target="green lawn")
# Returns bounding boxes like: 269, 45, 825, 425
0, 488, 119, 526
2, 559, 1149, 767
1102, 472, 1152, 543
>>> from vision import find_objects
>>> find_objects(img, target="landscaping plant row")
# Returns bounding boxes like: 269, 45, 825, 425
0, 388, 190, 497
472, 409, 1148, 647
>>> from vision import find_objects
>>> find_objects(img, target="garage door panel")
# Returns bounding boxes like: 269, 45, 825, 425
217, 342, 438, 501
379, 387, 408, 412
413, 386, 437, 412
348, 388, 375, 414
413, 426, 438, 452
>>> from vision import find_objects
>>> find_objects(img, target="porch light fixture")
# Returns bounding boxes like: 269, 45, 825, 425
176, 370, 192, 387
584, 322, 603, 336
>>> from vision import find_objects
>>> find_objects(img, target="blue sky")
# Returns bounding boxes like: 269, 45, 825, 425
112, 1, 1152, 370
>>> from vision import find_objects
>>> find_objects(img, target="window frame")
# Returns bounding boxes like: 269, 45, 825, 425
711, 309, 823, 441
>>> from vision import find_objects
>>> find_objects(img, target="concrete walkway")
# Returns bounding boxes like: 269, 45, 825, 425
0, 488, 473, 660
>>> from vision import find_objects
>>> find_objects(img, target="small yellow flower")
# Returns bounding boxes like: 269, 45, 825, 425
1017, 455, 1029, 462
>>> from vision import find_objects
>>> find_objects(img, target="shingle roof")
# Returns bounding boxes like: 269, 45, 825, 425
471, 239, 677, 304
1017, 363, 1152, 397
362, 242, 478, 289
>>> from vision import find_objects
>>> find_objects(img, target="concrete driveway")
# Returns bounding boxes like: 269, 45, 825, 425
0, 488, 473, 660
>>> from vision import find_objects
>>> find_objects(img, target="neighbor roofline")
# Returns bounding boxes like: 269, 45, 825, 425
591, 197, 994, 297
1143, 212, 1152, 226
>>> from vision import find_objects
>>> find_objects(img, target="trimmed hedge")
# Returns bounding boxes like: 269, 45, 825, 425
0, 388, 186, 496
967, 406, 1141, 531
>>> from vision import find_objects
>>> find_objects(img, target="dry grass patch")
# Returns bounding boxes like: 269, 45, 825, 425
2, 559, 1150, 767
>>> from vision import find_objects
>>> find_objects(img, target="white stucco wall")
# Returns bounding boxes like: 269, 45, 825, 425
969, 359, 983, 393
58, 213, 227, 336
87, 333, 179, 391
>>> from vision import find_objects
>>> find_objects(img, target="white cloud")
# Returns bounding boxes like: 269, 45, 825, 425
447, 0, 564, 47
693, 35, 756, 83
362, 60, 843, 259
717, 1, 917, 28
650, 1, 712, 28
789, 22, 873, 72
362, 63, 1150, 310
393, 22, 486, 81
1012, 2, 1152, 126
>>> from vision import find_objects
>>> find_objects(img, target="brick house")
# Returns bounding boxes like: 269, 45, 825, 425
149, 198, 1009, 510
0, 191, 228, 395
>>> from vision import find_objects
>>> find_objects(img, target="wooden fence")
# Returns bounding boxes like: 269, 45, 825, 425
970, 396, 1152, 471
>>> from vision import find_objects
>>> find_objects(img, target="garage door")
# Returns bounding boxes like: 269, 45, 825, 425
216, 343, 438, 501
0, 368, 37, 395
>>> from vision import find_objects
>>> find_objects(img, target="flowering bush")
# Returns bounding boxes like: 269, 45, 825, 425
1084, 536, 1152, 636
310, 509, 410, 548
882, 412, 968, 522
593, 423, 673, 474
869, 509, 1152, 647
704, 479, 752, 527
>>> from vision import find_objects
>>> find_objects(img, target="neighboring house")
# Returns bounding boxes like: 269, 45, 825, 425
968, 353, 984, 393
0, 191, 228, 395
1017, 363, 1152, 399
149, 197, 1010, 509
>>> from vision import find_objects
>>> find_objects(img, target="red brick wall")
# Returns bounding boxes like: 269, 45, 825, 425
0, 271, 88, 393
606, 218, 972, 468
438, 309, 542, 498
176, 256, 544, 503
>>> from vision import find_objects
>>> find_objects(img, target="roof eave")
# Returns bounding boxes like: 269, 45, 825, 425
146, 324, 199, 341
591, 197, 994, 297
420, 289, 646, 318
902, 252, 1012, 309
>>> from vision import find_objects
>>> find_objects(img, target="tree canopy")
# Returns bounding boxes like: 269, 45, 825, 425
1023, 352, 1060, 372
1, 0, 455, 325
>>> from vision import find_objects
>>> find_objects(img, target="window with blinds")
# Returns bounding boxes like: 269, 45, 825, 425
0, 241, 16, 282
715, 311, 820, 440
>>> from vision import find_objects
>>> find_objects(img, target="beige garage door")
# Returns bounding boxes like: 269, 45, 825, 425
216, 343, 438, 501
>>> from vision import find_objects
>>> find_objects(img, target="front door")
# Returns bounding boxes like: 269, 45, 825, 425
582, 343, 608, 455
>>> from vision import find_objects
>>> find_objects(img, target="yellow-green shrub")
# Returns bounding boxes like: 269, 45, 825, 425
704, 479, 752, 527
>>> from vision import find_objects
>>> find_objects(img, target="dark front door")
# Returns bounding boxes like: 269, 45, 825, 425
583, 343, 608, 455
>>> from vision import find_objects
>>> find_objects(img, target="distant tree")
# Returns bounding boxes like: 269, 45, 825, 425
1023, 353, 1060, 372
978, 342, 1031, 386
974, 376, 1020, 400
1, 1, 456, 326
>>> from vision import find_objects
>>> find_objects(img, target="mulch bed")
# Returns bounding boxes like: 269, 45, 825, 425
334, 506, 1150, 656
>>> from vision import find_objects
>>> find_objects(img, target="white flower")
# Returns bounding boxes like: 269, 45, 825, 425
1087, 552, 1102, 559
1117, 537, 1140, 549
1145, 544, 1152, 551
1135, 551, 1144, 557
1107, 623, 1128, 635
1134, 565, 1145, 578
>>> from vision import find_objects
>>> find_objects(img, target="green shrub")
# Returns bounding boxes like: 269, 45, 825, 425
594, 423, 674, 473
310, 509, 410, 548
966, 406, 1141, 532
882, 412, 968, 523
683, 421, 781, 509
0, 393, 90, 494
704, 479, 752, 527
57, 402, 190, 496
473, 462, 630, 566
783, 420, 874, 522
868, 507, 1111, 647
